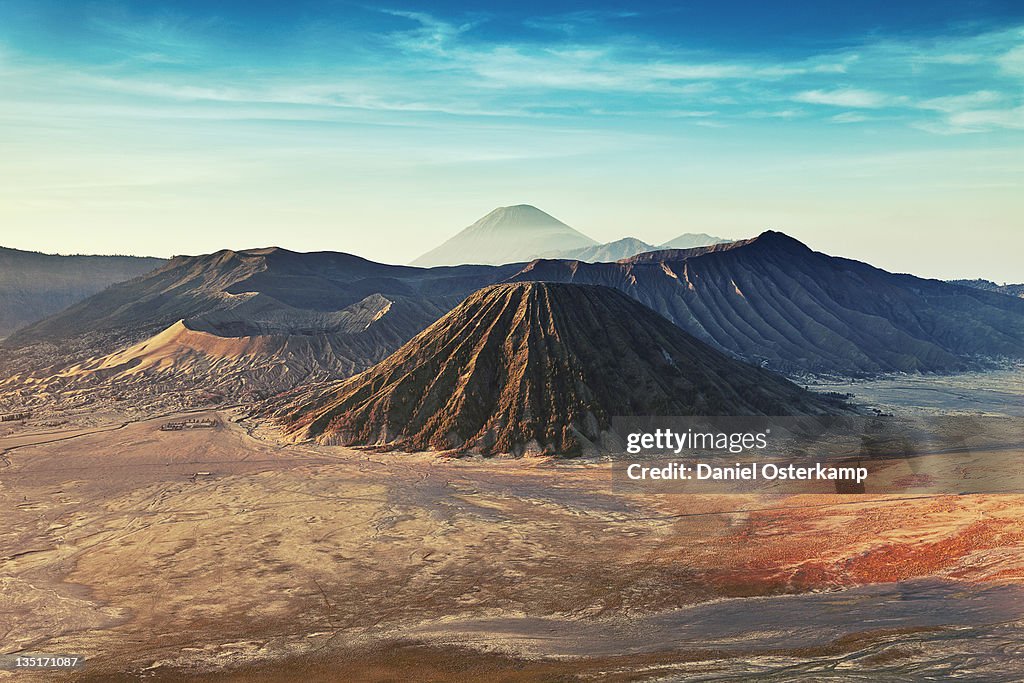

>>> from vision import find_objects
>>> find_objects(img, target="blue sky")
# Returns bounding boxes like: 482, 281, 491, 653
0, 0, 1022, 280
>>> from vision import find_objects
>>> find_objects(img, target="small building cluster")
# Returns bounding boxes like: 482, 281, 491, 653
159, 417, 219, 431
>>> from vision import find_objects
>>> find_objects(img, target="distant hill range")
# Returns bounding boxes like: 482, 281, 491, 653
951, 279, 1024, 299
541, 234, 728, 262
542, 237, 657, 262
275, 283, 839, 455
411, 205, 597, 266
413, 205, 728, 266
660, 233, 730, 250
0, 246, 164, 339
4, 230, 1024, 415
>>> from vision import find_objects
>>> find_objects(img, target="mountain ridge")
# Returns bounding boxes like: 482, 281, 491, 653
511, 230, 1024, 375
0, 249, 520, 411
5, 229, 1024, 418
951, 279, 1024, 299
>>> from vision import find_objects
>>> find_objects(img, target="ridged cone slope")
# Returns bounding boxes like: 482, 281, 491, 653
277, 282, 835, 456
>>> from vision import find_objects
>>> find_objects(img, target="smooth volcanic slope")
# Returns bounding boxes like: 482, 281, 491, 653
277, 282, 837, 456
511, 231, 1024, 376
411, 205, 596, 267
0, 246, 164, 339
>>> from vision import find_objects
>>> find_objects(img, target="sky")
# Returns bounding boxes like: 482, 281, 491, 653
0, 0, 1022, 281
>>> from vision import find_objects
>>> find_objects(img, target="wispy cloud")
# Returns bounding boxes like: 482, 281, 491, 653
4, 3, 1019, 135
830, 112, 868, 124
86, 9, 215, 64
998, 44, 1024, 75
919, 90, 1005, 112
946, 106, 1024, 132
381, 9, 477, 55
3, 6, 1024, 135
523, 10, 640, 36
794, 88, 893, 108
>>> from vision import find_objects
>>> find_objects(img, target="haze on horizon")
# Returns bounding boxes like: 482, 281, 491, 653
0, 0, 1022, 281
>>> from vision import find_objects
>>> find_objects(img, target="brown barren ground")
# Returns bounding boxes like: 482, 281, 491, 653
2, 410, 1024, 681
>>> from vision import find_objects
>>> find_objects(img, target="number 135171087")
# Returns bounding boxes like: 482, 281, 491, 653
2, 654, 85, 669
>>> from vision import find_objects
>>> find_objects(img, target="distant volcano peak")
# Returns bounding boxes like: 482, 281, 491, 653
411, 205, 597, 267
487, 203, 558, 219
751, 229, 807, 248
477, 203, 564, 225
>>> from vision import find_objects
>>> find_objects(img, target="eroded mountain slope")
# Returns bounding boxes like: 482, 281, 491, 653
510, 232, 1024, 375
277, 283, 839, 455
